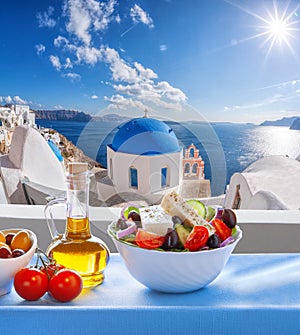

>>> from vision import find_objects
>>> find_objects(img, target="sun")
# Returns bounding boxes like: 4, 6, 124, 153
267, 17, 290, 43
226, 0, 300, 57
260, 3, 299, 53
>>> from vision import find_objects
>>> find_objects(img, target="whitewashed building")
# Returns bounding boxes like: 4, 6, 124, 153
224, 155, 300, 210
100, 115, 183, 204
0, 104, 35, 129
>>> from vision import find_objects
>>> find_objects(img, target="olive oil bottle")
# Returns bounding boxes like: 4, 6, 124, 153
45, 162, 109, 288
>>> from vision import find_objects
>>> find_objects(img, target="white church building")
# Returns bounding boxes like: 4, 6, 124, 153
98, 114, 183, 205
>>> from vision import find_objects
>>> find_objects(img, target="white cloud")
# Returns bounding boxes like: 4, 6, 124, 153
63, 0, 117, 45
93, 0, 116, 30
49, 54, 73, 72
62, 72, 81, 81
4, 96, 13, 104
54, 35, 70, 48
0, 95, 28, 105
130, 4, 154, 28
99, 46, 187, 110
100, 46, 139, 83
37, 3, 187, 116
76, 45, 102, 65
37, 6, 56, 28
134, 62, 157, 80
160, 45, 167, 52
35, 43, 46, 55
13, 96, 28, 104
113, 81, 186, 104
104, 94, 147, 110
49, 55, 62, 71
156, 81, 187, 102
65, 57, 73, 69
115, 14, 121, 24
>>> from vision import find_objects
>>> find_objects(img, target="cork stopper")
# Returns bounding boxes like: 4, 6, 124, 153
68, 162, 88, 175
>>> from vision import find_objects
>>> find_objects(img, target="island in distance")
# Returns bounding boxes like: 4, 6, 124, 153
260, 116, 299, 127
34, 109, 300, 130
34, 110, 130, 123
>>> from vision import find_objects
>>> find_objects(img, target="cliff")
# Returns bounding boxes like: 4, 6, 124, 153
260, 116, 299, 127
56, 132, 102, 170
290, 117, 300, 130
34, 109, 92, 122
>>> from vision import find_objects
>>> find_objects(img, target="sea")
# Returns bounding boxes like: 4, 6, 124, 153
36, 119, 300, 196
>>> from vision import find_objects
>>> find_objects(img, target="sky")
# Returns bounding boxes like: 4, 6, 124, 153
1, 0, 300, 123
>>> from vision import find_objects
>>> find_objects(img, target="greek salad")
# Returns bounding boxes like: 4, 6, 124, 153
109, 191, 240, 252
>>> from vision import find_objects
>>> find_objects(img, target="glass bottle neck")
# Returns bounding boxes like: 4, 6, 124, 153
65, 171, 91, 239
66, 216, 91, 239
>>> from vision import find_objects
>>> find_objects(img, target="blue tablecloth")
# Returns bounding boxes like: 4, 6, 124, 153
1, 254, 300, 335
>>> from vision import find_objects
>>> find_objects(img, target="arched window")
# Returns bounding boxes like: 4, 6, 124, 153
161, 166, 169, 188
129, 167, 138, 188
184, 163, 190, 174
192, 163, 198, 174
189, 148, 195, 157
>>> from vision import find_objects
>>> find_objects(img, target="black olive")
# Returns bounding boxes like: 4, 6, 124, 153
127, 211, 142, 228
171, 215, 183, 226
222, 209, 237, 229
116, 218, 128, 230
162, 228, 179, 250
207, 234, 221, 249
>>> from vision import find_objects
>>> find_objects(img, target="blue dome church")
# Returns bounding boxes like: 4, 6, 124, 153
106, 111, 183, 204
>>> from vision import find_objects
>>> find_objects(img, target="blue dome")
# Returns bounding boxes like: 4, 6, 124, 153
110, 117, 180, 155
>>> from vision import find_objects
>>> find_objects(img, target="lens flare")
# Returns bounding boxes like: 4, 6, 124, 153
226, 0, 300, 57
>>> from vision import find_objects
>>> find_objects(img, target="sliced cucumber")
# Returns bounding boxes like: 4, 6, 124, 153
122, 205, 140, 220
186, 199, 207, 219
175, 224, 190, 246
206, 206, 216, 222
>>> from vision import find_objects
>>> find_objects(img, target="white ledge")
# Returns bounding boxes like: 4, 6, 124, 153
0, 205, 299, 253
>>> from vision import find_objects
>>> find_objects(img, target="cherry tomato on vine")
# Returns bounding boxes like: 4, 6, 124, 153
48, 269, 83, 302
14, 268, 48, 301
41, 263, 65, 280
184, 226, 209, 251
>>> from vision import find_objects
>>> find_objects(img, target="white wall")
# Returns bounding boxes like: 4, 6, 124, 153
0, 205, 299, 253
107, 146, 182, 199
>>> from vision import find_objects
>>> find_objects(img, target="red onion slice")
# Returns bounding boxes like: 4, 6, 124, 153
220, 236, 235, 247
215, 206, 223, 219
116, 221, 137, 239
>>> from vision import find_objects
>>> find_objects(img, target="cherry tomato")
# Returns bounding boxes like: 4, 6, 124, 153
184, 226, 209, 251
48, 269, 83, 302
212, 218, 232, 241
14, 268, 48, 301
135, 228, 165, 249
41, 263, 65, 280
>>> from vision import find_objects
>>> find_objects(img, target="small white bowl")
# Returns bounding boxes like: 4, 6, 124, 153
0, 228, 37, 296
108, 224, 242, 293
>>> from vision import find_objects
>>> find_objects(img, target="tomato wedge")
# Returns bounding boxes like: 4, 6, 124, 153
184, 225, 209, 251
135, 229, 164, 249
212, 218, 232, 241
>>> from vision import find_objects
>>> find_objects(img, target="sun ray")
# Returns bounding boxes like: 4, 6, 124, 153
225, 0, 300, 58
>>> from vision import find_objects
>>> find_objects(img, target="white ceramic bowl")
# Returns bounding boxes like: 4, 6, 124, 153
0, 228, 37, 296
108, 224, 242, 293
